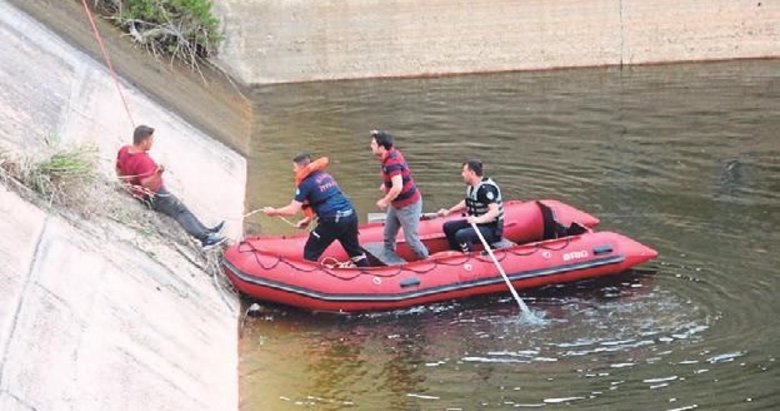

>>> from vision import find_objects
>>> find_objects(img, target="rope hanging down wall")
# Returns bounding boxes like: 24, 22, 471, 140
79, 0, 135, 127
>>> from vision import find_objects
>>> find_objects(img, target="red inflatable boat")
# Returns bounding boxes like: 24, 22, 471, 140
222, 200, 657, 312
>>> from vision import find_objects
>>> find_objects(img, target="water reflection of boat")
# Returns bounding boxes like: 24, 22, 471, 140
222, 200, 658, 313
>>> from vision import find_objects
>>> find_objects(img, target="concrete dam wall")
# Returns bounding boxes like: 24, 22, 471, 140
214, 0, 779, 85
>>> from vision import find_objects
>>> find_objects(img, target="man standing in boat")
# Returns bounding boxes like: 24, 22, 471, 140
116, 125, 226, 249
370, 130, 429, 260
437, 159, 504, 252
262, 153, 369, 267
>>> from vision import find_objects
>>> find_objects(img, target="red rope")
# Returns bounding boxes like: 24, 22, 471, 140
79, 0, 135, 127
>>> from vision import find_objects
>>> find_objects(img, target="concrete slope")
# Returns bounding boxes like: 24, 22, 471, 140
6, 0, 252, 153
0, 0, 246, 241
0, 186, 238, 411
0, 1, 243, 409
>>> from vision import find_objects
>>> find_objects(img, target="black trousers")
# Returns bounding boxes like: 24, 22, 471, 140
443, 219, 501, 252
304, 212, 368, 267
151, 187, 210, 240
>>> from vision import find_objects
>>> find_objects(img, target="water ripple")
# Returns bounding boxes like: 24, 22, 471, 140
241, 60, 780, 411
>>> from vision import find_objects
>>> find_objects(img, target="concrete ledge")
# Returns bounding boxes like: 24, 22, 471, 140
214, 0, 779, 84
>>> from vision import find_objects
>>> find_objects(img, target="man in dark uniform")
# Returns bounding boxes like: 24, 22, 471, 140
263, 153, 369, 267
437, 159, 504, 252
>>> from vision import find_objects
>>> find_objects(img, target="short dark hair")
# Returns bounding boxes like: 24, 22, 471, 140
293, 152, 312, 165
133, 125, 155, 145
463, 159, 484, 177
371, 130, 394, 150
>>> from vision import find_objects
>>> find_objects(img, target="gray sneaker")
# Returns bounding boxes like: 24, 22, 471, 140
201, 233, 227, 250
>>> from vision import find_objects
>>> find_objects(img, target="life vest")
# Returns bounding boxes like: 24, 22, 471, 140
295, 157, 329, 218
465, 177, 504, 231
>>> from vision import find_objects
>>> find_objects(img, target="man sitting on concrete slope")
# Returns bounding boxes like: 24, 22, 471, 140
116, 125, 226, 250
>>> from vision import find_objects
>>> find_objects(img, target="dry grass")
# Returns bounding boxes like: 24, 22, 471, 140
8, 145, 99, 210
2, 144, 93, 209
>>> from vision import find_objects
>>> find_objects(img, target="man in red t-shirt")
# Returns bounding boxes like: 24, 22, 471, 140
116, 125, 226, 249
370, 130, 429, 260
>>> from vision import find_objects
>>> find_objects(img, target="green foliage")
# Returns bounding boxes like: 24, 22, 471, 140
29, 147, 97, 198
1, 144, 98, 209
95, 0, 223, 67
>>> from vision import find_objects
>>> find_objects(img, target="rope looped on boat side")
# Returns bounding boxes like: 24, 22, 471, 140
235, 237, 573, 282
320, 257, 357, 269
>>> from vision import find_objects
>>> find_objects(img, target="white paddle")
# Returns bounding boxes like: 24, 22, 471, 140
470, 222, 532, 315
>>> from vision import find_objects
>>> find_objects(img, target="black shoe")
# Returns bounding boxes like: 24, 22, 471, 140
201, 233, 227, 250
209, 220, 225, 234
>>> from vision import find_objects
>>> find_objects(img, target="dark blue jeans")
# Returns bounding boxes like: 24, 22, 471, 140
443, 219, 501, 252
150, 187, 210, 240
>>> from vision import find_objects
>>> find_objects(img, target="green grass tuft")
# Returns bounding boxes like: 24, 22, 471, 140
1, 144, 98, 211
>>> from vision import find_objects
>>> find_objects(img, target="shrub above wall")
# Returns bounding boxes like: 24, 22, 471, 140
92, 0, 223, 68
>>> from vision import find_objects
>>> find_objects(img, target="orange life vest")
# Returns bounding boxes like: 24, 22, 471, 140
295, 157, 329, 218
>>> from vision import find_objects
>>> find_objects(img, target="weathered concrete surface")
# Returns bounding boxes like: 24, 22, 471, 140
0, 188, 47, 385
0, 1, 242, 409
0, 186, 238, 411
214, 0, 779, 85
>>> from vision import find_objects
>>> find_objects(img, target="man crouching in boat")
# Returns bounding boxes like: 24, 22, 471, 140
262, 153, 369, 267
437, 159, 504, 253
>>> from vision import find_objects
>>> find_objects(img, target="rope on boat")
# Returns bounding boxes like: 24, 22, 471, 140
242, 208, 318, 234
320, 257, 357, 269
235, 237, 572, 282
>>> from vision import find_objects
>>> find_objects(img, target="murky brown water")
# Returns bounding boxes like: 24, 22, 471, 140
240, 60, 780, 410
